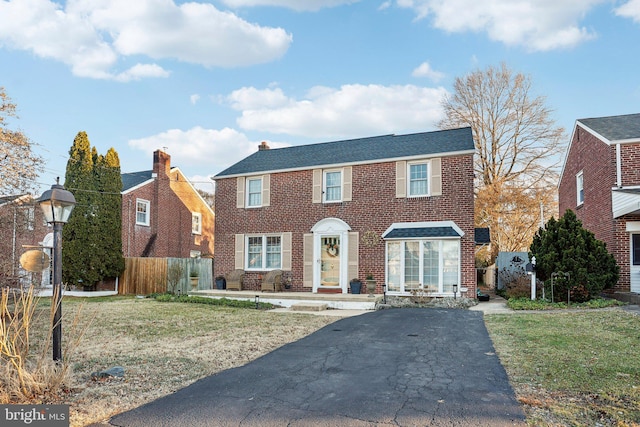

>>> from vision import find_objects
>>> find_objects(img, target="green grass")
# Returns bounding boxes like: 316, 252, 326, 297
485, 311, 640, 426
506, 297, 625, 311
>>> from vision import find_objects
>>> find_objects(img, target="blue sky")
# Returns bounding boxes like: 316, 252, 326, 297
1, 0, 639, 195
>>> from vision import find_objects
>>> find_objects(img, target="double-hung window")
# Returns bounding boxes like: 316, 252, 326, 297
408, 162, 429, 197
576, 171, 584, 206
324, 170, 342, 202
246, 235, 282, 270
247, 177, 262, 207
136, 199, 150, 226
192, 212, 202, 235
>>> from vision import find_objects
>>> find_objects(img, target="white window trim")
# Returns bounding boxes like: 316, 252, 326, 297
136, 199, 150, 226
385, 238, 460, 295
246, 177, 263, 208
192, 212, 202, 235
576, 170, 584, 206
407, 161, 430, 197
245, 234, 282, 271
323, 169, 342, 203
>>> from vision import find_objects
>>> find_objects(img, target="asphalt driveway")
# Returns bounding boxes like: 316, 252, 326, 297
102, 308, 526, 426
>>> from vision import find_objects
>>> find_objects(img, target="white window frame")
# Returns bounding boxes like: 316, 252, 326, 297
245, 234, 282, 271
323, 169, 342, 203
408, 161, 430, 197
576, 170, 584, 206
192, 212, 202, 235
246, 177, 263, 208
136, 199, 150, 226
385, 238, 460, 294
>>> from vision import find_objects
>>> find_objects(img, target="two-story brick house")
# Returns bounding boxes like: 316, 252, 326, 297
213, 128, 477, 297
121, 150, 215, 258
558, 113, 640, 294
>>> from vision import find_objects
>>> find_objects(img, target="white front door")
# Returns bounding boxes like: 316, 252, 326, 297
311, 218, 351, 293
631, 234, 640, 293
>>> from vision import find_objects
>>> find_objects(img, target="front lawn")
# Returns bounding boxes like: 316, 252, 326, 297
485, 311, 640, 426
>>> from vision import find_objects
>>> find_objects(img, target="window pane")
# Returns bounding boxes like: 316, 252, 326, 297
422, 241, 439, 291
409, 164, 428, 196
387, 242, 401, 292
442, 240, 460, 292
633, 235, 640, 266
248, 178, 262, 206
325, 171, 341, 201
266, 236, 281, 268
136, 201, 148, 224
404, 241, 420, 291
248, 236, 263, 268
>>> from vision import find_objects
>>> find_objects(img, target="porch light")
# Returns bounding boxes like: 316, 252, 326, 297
255, 295, 260, 309
452, 284, 458, 299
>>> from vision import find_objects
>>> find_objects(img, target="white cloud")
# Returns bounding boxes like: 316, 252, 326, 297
128, 127, 260, 170
615, 0, 640, 23
220, 0, 359, 11
190, 94, 201, 105
231, 84, 448, 138
412, 62, 445, 81
0, 0, 292, 80
396, 0, 604, 51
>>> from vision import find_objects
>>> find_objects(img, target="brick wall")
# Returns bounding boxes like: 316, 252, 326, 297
214, 154, 476, 295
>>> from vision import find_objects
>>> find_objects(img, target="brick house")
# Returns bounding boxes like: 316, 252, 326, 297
558, 113, 640, 293
0, 194, 51, 287
213, 128, 477, 297
121, 150, 215, 258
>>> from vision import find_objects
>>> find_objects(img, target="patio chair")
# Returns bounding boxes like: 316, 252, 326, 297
261, 269, 283, 292
226, 269, 244, 291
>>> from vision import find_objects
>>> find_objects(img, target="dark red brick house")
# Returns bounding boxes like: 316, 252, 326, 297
0, 194, 51, 287
558, 113, 640, 294
213, 128, 477, 297
121, 150, 215, 258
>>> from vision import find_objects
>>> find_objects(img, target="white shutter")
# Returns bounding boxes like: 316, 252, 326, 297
281, 232, 292, 271
262, 174, 271, 207
236, 177, 245, 208
312, 169, 322, 203
303, 233, 314, 287
234, 234, 244, 270
396, 161, 406, 198
431, 158, 442, 196
343, 166, 352, 202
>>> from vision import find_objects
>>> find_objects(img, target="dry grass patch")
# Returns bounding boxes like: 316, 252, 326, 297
2, 296, 343, 427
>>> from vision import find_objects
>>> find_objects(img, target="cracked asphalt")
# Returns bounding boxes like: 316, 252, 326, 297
101, 308, 526, 426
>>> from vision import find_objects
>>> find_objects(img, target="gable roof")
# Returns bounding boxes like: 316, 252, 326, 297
121, 170, 153, 192
215, 127, 474, 178
578, 113, 640, 143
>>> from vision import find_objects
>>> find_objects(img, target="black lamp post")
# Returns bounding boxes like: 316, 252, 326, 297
452, 284, 458, 300
37, 179, 76, 362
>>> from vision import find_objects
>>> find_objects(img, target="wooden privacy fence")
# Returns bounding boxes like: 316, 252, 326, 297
118, 257, 213, 295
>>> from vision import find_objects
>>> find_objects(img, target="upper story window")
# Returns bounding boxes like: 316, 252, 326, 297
247, 177, 262, 207
324, 170, 342, 202
192, 212, 202, 234
246, 234, 281, 270
408, 162, 429, 197
576, 171, 584, 206
136, 199, 150, 226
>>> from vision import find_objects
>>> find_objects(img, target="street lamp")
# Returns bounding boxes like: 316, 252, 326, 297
37, 178, 76, 362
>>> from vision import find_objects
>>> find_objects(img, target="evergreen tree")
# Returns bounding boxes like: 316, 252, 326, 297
62, 132, 124, 288
530, 210, 619, 302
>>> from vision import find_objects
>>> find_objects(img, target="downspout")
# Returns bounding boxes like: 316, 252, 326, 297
616, 143, 622, 188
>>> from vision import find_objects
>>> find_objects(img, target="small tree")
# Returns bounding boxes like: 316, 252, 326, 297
530, 210, 619, 302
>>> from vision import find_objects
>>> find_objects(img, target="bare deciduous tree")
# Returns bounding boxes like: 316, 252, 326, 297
0, 87, 43, 196
439, 63, 564, 259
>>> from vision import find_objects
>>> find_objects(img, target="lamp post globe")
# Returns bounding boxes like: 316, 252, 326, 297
37, 178, 76, 362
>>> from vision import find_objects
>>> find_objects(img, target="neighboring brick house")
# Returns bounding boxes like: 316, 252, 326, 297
558, 113, 640, 293
0, 194, 51, 287
213, 128, 477, 297
121, 150, 214, 258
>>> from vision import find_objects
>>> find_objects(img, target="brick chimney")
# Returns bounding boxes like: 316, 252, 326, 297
153, 150, 171, 177
258, 141, 270, 151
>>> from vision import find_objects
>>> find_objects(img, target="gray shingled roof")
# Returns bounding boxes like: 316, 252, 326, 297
121, 170, 153, 191
579, 113, 640, 142
383, 226, 462, 239
215, 127, 473, 178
